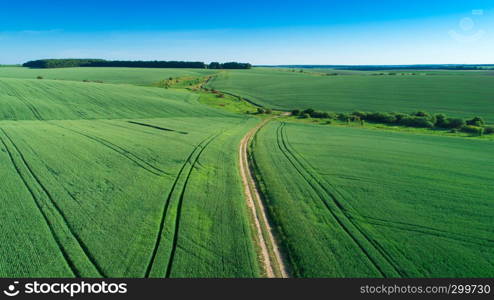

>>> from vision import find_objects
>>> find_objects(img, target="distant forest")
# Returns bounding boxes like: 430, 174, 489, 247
23, 59, 252, 69
272, 64, 494, 71
207, 62, 252, 69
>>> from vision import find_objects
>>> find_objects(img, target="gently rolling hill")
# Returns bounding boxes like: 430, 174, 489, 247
250, 121, 494, 277
207, 68, 494, 122
0, 67, 217, 86
0, 77, 226, 121
0, 74, 261, 277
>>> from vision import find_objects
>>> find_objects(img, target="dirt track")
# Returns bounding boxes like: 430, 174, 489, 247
239, 116, 289, 278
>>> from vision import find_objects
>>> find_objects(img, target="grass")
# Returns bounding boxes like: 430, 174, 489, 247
1, 65, 493, 278
0, 69, 261, 277
0, 116, 261, 277
0, 67, 217, 86
207, 68, 494, 122
196, 89, 259, 115
0, 77, 222, 121
251, 121, 494, 277
280, 115, 494, 140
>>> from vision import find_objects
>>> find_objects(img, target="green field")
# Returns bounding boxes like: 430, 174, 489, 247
207, 68, 494, 122
0, 71, 260, 277
1, 66, 493, 278
251, 121, 494, 277
0, 77, 230, 121
0, 67, 217, 86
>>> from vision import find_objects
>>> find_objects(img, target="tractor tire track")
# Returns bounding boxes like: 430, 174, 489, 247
361, 216, 494, 247
280, 124, 408, 277
52, 123, 168, 177
274, 122, 394, 277
144, 134, 218, 277
14, 139, 87, 208
164, 133, 221, 277
0, 81, 43, 120
278, 123, 403, 276
0, 128, 106, 277
0, 135, 78, 277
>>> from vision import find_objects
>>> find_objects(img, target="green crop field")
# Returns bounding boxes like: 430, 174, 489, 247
251, 121, 494, 277
0, 77, 223, 121
207, 68, 494, 122
1, 65, 493, 278
0, 72, 260, 277
0, 67, 217, 86
4, 0, 494, 283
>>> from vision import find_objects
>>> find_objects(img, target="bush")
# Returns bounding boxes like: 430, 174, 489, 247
400, 116, 434, 128
327, 112, 338, 119
291, 109, 300, 116
413, 111, 429, 117
445, 118, 466, 129
286, 109, 485, 133
337, 113, 350, 121
461, 125, 484, 135
366, 112, 397, 123
466, 116, 485, 127
256, 108, 265, 114
413, 111, 435, 123
392, 112, 410, 122
352, 111, 368, 119
310, 111, 330, 118
484, 126, 494, 134
265, 108, 272, 114
37, 76, 43, 79
435, 114, 447, 127
436, 116, 465, 129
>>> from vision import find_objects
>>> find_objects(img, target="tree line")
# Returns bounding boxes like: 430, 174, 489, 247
207, 62, 252, 69
277, 64, 494, 71
23, 59, 252, 69
291, 109, 493, 135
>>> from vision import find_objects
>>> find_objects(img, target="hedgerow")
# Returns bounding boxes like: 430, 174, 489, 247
291, 108, 493, 134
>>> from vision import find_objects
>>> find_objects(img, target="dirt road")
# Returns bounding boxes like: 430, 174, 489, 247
239, 116, 289, 278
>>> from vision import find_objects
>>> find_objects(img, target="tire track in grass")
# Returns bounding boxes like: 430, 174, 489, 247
0, 128, 106, 277
280, 124, 408, 276
0, 81, 43, 120
281, 124, 405, 276
12, 136, 88, 208
0, 135, 78, 277
274, 122, 394, 277
285, 123, 478, 275
51, 123, 169, 176
361, 216, 494, 247
164, 133, 221, 278
144, 135, 208, 277
144, 134, 218, 277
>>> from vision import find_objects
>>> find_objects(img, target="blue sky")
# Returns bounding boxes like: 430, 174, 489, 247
1, 0, 493, 64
